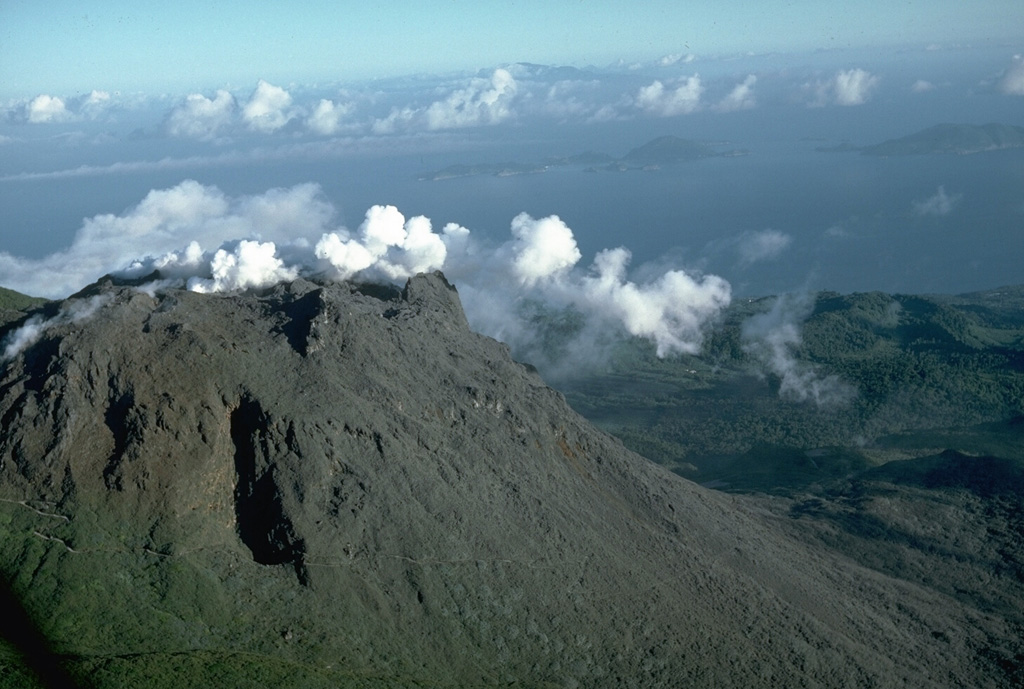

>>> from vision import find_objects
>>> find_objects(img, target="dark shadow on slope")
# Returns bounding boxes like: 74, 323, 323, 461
230, 398, 308, 586
101, 391, 135, 491
0, 574, 83, 689
273, 289, 324, 357
862, 450, 1024, 498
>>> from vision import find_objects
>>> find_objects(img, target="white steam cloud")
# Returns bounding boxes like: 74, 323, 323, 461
742, 294, 855, 406
449, 214, 730, 363
1, 295, 111, 362
913, 186, 960, 216
0, 181, 734, 371
314, 205, 451, 282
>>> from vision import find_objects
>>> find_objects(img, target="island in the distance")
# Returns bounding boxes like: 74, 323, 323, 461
417, 135, 750, 181
817, 122, 1024, 156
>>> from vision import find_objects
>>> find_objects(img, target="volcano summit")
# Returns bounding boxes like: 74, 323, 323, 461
0, 273, 1020, 687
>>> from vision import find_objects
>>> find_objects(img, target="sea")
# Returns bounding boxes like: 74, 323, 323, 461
2, 108, 1022, 299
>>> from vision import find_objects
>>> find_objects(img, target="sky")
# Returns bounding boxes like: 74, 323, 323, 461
2, 1, 1023, 98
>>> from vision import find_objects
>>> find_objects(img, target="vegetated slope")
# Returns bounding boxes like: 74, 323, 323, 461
0, 274, 1021, 688
564, 288, 1024, 492
861, 123, 1024, 156
0, 288, 47, 326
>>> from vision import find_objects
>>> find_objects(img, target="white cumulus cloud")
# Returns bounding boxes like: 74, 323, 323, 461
424, 68, 518, 130
834, 68, 880, 105
636, 76, 703, 116
165, 90, 236, 140
242, 80, 295, 133
26, 94, 72, 123
737, 229, 792, 266
806, 68, 879, 107
913, 186, 961, 216
306, 98, 353, 135
715, 75, 757, 112
371, 69, 519, 134
999, 54, 1024, 95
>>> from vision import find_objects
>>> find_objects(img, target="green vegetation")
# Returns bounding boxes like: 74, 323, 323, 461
0, 288, 46, 313
557, 286, 1024, 493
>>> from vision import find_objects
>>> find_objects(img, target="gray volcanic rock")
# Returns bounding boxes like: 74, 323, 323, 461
0, 272, 1020, 687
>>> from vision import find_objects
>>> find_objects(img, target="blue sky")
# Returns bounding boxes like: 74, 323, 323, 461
3, 0, 1022, 98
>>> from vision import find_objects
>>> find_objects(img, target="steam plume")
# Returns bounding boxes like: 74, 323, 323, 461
1, 295, 110, 362
741, 294, 855, 406
0, 181, 733, 371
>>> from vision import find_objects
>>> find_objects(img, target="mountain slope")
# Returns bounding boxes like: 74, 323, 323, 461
0, 273, 1020, 687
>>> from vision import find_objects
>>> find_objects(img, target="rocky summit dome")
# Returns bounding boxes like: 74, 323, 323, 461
0, 272, 1019, 687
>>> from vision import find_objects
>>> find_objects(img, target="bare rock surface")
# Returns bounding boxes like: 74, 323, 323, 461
0, 272, 1020, 687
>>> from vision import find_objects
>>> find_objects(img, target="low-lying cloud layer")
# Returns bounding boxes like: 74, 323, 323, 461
2, 56, 893, 145
5, 90, 115, 125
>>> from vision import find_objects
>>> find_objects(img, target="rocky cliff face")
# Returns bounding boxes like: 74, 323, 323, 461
0, 273, 1019, 687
